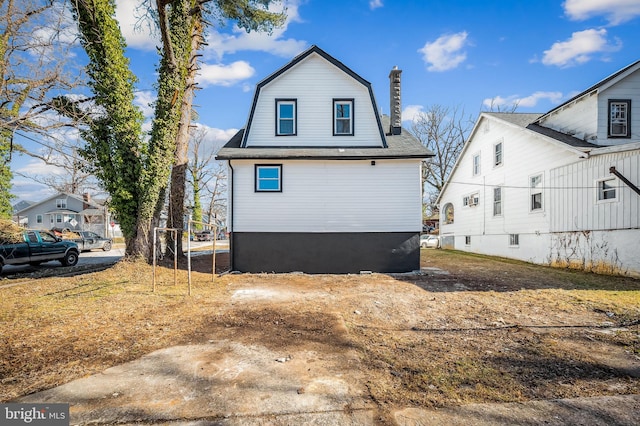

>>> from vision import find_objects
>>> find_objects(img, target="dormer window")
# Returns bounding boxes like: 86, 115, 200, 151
333, 99, 353, 136
276, 99, 296, 136
608, 100, 630, 138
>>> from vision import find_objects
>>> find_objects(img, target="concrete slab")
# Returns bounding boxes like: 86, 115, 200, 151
18, 341, 373, 425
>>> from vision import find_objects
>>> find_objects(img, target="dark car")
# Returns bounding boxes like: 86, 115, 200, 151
74, 231, 113, 252
195, 230, 214, 241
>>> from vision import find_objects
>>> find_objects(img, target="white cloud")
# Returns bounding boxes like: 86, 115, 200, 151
369, 0, 384, 10
564, 0, 640, 25
541, 29, 622, 67
402, 105, 425, 123
483, 91, 564, 109
418, 32, 469, 72
197, 61, 256, 88
204, 0, 308, 60
115, 0, 159, 51
134, 91, 156, 119
192, 124, 239, 151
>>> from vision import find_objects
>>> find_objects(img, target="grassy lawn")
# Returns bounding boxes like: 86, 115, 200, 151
1, 250, 638, 414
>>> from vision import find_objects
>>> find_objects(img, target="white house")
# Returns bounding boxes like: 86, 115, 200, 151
437, 60, 640, 276
216, 45, 432, 273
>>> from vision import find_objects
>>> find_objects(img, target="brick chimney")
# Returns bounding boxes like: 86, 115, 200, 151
83, 192, 91, 210
389, 66, 402, 135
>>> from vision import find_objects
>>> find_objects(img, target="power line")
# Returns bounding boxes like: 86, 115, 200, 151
442, 180, 626, 191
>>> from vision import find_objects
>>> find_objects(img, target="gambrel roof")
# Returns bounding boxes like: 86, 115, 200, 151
217, 45, 432, 160
240, 45, 387, 148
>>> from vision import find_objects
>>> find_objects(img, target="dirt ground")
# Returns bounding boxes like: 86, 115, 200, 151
1, 249, 639, 424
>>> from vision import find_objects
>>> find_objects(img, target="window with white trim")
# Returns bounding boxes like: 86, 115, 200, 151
255, 165, 282, 192
56, 214, 63, 223
36, 214, 43, 224
333, 99, 353, 135
56, 199, 67, 209
509, 234, 519, 246
530, 174, 543, 211
276, 99, 296, 136
494, 141, 503, 167
465, 236, 471, 245
472, 153, 481, 176
493, 186, 502, 216
597, 177, 617, 202
608, 100, 630, 138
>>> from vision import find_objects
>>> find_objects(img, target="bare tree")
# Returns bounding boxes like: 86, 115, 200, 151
1, 0, 82, 216
186, 127, 227, 231
13, 137, 100, 195
411, 105, 474, 216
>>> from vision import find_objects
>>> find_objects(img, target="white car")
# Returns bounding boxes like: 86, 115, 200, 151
420, 234, 440, 249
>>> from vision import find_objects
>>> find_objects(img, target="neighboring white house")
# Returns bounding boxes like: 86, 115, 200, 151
216, 45, 432, 273
438, 60, 640, 277
14, 192, 116, 237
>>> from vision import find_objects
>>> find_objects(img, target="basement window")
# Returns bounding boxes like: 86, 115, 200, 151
465, 236, 471, 245
509, 234, 519, 246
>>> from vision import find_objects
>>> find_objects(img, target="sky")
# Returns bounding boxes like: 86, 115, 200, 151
10, 0, 640, 203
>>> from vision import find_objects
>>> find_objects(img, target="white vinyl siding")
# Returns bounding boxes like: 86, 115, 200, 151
244, 53, 383, 147
597, 74, 640, 144
550, 151, 640, 232
232, 159, 422, 232
439, 114, 579, 262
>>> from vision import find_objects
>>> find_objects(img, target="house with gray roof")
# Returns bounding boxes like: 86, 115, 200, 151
15, 192, 112, 236
437, 60, 640, 276
217, 45, 432, 273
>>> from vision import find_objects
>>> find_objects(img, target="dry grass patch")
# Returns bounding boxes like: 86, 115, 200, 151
1, 249, 639, 420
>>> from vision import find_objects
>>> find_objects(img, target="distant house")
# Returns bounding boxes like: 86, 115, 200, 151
438, 60, 640, 276
15, 192, 112, 236
217, 45, 432, 273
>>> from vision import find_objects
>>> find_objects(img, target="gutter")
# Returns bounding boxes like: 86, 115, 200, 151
228, 160, 235, 271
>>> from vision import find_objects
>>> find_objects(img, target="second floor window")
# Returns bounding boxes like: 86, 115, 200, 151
276, 99, 296, 136
473, 153, 481, 176
333, 99, 354, 135
494, 141, 503, 167
530, 174, 543, 211
56, 199, 67, 209
608, 100, 630, 138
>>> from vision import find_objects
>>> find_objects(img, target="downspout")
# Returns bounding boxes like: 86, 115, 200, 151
228, 160, 235, 271
610, 166, 640, 197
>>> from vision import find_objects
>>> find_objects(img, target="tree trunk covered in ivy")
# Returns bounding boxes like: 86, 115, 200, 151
70, 0, 285, 261
160, 0, 203, 258
70, 0, 147, 255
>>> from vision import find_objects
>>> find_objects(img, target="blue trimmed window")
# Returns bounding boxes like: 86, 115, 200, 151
255, 165, 282, 192
276, 99, 296, 136
333, 99, 353, 135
